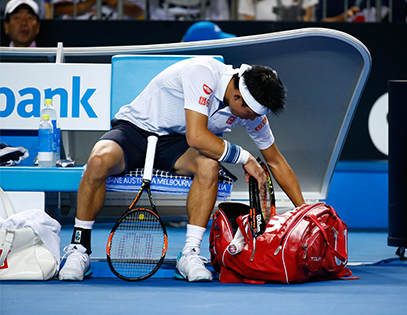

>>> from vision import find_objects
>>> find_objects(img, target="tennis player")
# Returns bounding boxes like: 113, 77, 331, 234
59, 56, 305, 281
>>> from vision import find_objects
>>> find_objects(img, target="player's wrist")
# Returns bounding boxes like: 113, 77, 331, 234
218, 140, 250, 165
239, 148, 250, 165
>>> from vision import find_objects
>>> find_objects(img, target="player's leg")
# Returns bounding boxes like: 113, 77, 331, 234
171, 148, 219, 282
59, 140, 126, 281
77, 140, 126, 222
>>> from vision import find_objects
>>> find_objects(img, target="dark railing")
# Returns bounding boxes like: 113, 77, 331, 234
46, 0, 401, 22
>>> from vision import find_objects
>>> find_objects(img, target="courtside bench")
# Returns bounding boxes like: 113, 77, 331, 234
0, 55, 233, 205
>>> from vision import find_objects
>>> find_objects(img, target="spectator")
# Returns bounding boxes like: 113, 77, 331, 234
238, 0, 318, 22
182, 21, 236, 42
3, 0, 41, 47
52, 0, 145, 20
1, 0, 45, 18
316, 0, 390, 22
149, 0, 229, 20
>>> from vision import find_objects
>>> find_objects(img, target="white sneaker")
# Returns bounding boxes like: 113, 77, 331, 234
59, 244, 92, 281
174, 247, 212, 282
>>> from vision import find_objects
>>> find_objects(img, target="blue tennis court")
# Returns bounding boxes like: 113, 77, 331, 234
1, 221, 406, 315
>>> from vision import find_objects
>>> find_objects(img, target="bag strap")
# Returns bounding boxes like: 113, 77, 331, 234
0, 230, 15, 266
0, 187, 15, 218
305, 213, 347, 262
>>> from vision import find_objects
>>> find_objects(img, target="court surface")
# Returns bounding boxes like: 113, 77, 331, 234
1, 221, 406, 315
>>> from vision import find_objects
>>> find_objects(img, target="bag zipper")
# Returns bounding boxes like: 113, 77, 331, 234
274, 204, 324, 256
273, 209, 309, 256
300, 209, 339, 259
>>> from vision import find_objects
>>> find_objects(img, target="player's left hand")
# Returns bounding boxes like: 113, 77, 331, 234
243, 155, 266, 187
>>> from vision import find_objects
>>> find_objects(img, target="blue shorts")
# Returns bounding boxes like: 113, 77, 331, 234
99, 119, 189, 174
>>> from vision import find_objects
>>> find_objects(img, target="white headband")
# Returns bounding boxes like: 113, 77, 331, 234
238, 64, 270, 116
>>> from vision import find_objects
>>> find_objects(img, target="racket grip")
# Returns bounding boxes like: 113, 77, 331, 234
143, 135, 158, 182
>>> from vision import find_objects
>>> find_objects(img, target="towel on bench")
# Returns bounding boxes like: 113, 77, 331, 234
105, 167, 236, 201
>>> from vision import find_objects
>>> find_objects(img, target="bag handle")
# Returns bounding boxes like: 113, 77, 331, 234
0, 187, 15, 218
0, 230, 15, 266
305, 213, 347, 262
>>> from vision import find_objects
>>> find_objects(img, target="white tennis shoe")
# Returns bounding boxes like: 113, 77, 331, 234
59, 244, 92, 281
174, 247, 213, 282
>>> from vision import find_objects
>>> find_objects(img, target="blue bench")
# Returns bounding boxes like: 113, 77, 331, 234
0, 55, 226, 195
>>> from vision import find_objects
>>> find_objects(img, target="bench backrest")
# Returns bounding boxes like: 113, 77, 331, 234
110, 55, 224, 119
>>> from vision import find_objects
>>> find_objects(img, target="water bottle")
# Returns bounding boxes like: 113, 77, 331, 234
41, 99, 60, 164
38, 114, 54, 167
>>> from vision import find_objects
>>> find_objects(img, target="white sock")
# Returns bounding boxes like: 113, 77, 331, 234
75, 218, 95, 230
182, 224, 206, 253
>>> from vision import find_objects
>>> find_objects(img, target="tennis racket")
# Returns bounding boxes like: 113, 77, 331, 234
258, 158, 276, 222
106, 135, 168, 281
248, 158, 276, 239
228, 158, 276, 256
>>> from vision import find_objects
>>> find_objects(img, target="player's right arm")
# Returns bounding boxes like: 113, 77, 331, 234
185, 109, 265, 187
184, 108, 225, 159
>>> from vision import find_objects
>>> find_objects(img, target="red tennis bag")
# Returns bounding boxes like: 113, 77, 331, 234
209, 202, 354, 284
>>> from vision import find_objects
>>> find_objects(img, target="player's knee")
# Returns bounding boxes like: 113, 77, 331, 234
85, 153, 114, 181
196, 157, 219, 182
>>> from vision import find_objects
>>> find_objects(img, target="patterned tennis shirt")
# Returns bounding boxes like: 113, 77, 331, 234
115, 56, 274, 150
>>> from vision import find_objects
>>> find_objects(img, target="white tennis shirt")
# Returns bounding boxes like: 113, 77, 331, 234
115, 56, 275, 150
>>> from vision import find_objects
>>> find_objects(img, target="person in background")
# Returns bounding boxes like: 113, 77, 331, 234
149, 0, 230, 20
3, 0, 41, 47
316, 0, 391, 22
0, 0, 45, 18
52, 0, 145, 20
238, 0, 318, 22
182, 21, 236, 42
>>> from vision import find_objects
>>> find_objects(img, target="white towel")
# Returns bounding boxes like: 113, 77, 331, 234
0, 209, 61, 261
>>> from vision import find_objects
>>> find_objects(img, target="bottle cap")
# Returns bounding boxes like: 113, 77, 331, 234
42, 114, 50, 120
45, 99, 52, 105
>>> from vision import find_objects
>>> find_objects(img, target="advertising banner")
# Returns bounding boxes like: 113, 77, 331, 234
0, 63, 111, 131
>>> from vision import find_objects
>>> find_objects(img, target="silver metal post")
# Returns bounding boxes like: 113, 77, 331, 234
73, 0, 77, 19
117, 0, 123, 19
389, 0, 393, 22
200, 0, 206, 20
344, 0, 348, 22
376, 0, 382, 22
96, 0, 102, 19
276, 0, 282, 21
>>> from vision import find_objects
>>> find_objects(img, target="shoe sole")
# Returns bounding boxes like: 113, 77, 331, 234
173, 269, 212, 282
59, 266, 93, 281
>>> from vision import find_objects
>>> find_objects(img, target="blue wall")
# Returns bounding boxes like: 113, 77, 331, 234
324, 161, 388, 230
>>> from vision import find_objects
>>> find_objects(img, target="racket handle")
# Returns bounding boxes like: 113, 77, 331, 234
143, 135, 158, 182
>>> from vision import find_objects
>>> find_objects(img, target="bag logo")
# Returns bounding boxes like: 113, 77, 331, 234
265, 209, 295, 233
0, 250, 8, 269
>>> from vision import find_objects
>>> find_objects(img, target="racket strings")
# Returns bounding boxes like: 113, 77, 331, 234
109, 210, 165, 279
260, 184, 272, 223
